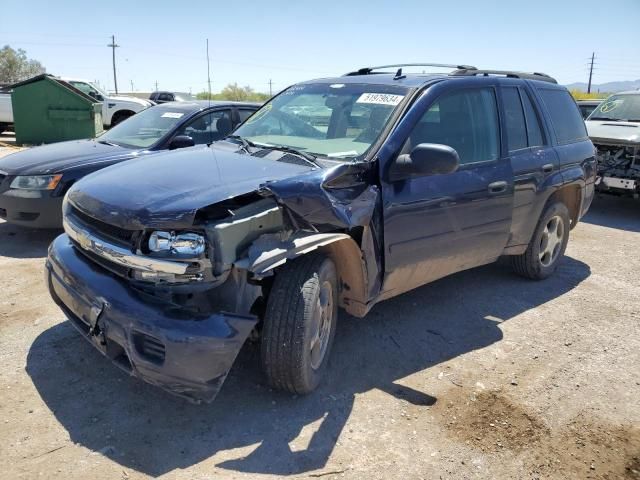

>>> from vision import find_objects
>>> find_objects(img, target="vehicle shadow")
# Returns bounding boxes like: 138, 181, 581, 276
581, 194, 640, 233
0, 220, 61, 258
26, 256, 590, 477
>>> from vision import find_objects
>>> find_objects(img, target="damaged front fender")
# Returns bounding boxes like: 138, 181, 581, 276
261, 162, 379, 229
237, 232, 352, 276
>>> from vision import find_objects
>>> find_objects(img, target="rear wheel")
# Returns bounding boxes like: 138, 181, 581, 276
512, 202, 570, 280
261, 252, 338, 394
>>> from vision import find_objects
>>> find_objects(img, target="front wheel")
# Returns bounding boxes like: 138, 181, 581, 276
261, 252, 338, 394
511, 202, 570, 280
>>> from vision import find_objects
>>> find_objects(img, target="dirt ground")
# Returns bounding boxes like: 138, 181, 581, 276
0, 194, 638, 480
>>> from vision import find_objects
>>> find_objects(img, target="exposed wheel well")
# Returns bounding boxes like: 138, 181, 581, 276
319, 238, 369, 318
547, 184, 582, 229
110, 110, 135, 126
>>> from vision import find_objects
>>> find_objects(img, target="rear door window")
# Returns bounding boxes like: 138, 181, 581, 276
502, 87, 528, 151
520, 89, 545, 147
177, 109, 233, 144
538, 89, 587, 144
238, 108, 256, 123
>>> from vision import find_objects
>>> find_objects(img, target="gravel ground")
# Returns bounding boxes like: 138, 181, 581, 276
0, 194, 638, 480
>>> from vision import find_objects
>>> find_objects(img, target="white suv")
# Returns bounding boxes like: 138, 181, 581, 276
62, 78, 153, 127
585, 90, 640, 195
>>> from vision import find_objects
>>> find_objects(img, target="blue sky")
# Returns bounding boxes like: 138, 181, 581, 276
2, 0, 639, 94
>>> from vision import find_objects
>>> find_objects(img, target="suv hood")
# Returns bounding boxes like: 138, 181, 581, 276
66, 146, 313, 230
0, 139, 139, 175
586, 120, 640, 145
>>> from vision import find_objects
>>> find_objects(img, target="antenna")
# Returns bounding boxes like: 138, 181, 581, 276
206, 39, 212, 144
206, 39, 212, 104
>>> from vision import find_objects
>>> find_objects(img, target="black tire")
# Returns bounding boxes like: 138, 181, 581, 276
261, 252, 338, 394
110, 111, 133, 127
512, 202, 570, 280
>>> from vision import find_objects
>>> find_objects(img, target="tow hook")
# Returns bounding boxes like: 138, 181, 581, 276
88, 302, 108, 346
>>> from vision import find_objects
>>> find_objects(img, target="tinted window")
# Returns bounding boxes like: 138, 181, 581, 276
177, 109, 232, 144
521, 89, 544, 147
579, 104, 597, 119
502, 87, 527, 151
238, 109, 255, 123
405, 88, 500, 165
538, 89, 587, 144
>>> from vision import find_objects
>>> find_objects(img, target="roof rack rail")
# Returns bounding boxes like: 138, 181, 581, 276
451, 68, 557, 84
344, 63, 477, 76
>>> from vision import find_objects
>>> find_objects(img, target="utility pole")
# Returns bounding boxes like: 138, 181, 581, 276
107, 35, 120, 94
268, 79, 273, 97
130, 80, 134, 92
155, 80, 158, 91
587, 52, 595, 94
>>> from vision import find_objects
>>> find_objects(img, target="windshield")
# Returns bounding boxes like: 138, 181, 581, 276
100, 106, 189, 148
233, 83, 409, 159
588, 94, 640, 122
67, 80, 108, 99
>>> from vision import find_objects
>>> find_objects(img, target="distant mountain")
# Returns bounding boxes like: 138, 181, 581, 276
564, 79, 640, 93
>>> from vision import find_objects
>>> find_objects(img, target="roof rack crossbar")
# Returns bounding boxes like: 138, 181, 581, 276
451, 69, 557, 84
345, 63, 477, 76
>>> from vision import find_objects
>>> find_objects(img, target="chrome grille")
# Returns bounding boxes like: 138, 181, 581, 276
69, 205, 136, 247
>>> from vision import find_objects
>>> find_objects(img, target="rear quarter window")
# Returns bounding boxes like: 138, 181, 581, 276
538, 89, 587, 144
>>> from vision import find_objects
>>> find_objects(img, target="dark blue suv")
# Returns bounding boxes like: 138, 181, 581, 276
45, 64, 596, 403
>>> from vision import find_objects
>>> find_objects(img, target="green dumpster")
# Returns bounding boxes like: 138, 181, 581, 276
10, 74, 103, 145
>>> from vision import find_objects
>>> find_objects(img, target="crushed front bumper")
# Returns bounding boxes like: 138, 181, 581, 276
45, 234, 257, 403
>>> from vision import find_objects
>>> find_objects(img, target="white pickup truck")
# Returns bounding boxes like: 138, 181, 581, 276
0, 77, 153, 132
586, 90, 640, 196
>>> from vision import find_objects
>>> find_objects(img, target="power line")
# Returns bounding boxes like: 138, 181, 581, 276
107, 35, 120, 94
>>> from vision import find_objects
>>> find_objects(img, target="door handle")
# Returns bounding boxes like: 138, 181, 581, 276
488, 181, 508, 194
542, 163, 554, 174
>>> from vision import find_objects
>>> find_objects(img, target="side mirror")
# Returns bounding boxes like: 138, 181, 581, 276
388, 143, 459, 181
169, 135, 195, 150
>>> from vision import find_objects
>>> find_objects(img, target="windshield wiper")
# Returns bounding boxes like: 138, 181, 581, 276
224, 134, 256, 152
97, 139, 119, 146
258, 144, 320, 168
589, 116, 619, 121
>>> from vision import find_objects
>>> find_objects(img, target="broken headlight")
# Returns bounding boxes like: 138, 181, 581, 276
147, 231, 206, 259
